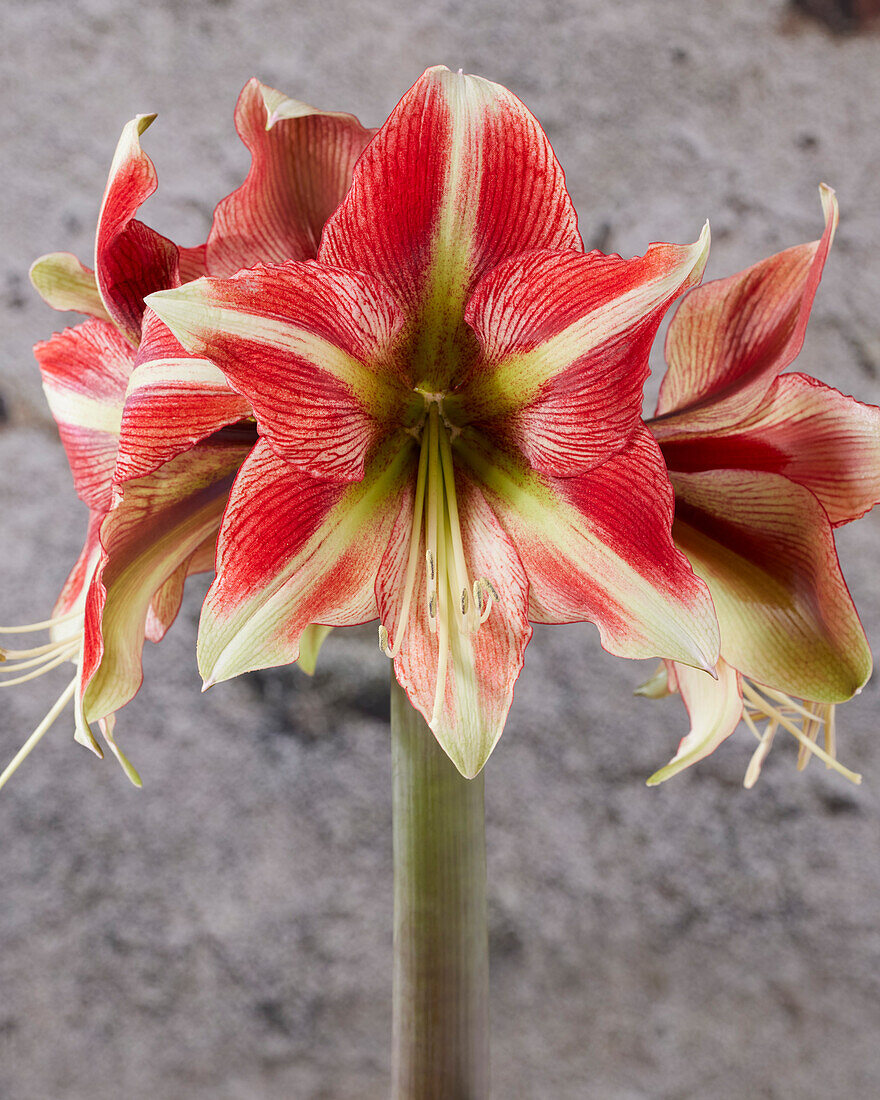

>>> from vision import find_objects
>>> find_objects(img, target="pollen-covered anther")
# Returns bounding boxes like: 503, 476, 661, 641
740, 680, 858, 787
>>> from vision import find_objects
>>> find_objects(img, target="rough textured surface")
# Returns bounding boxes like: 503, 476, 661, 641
2, 2, 880, 1097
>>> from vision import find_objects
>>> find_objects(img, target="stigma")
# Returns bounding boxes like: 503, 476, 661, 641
740, 680, 859, 789
378, 397, 497, 724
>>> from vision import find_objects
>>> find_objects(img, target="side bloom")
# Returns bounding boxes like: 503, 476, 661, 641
642, 186, 880, 787
2, 81, 372, 786
149, 66, 721, 778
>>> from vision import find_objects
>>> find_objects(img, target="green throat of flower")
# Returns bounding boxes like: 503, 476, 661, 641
379, 394, 498, 724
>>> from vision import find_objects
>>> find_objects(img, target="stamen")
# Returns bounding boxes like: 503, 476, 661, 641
759, 686, 826, 725
437, 421, 474, 631
378, 390, 500, 727
0, 643, 78, 674
744, 720, 778, 790
0, 609, 82, 634
381, 432, 431, 660
0, 676, 77, 791
0, 646, 79, 687
824, 706, 837, 765
741, 682, 860, 785
796, 702, 823, 772
431, 506, 451, 727
1, 638, 77, 660
425, 407, 441, 636
475, 578, 497, 624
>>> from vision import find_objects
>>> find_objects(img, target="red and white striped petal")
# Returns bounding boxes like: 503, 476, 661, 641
146, 262, 407, 481
116, 308, 253, 481
460, 231, 709, 475
376, 472, 531, 777
178, 244, 209, 283
654, 185, 838, 435
456, 425, 720, 670
29, 252, 112, 321
321, 65, 581, 392
34, 319, 134, 511
671, 468, 872, 702
81, 440, 250, 722
197, 437, 412, 687
51, 511, 104, 630
646, 659, 744, 785
96, 114, 181, 344
142, 532, 217, 643
659, 373, 880, 527
206, 79, 374, 277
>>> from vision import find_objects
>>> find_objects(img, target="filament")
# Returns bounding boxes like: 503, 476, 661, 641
741, 681, 860, 786
0, 677, 77, 791
378, 393, 499, 726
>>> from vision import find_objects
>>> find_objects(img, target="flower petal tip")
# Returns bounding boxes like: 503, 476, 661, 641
691, 220, 711, 279
135, 113, 158, 133
634, 665, 671, 699
74, 725, 105, 759
818, 182, 838, 226
645, 759, 685, 786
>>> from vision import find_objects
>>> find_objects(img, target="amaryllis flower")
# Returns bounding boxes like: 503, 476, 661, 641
2, 81, 372, 786
149, 65, 721, 778
641, 186, 880, 787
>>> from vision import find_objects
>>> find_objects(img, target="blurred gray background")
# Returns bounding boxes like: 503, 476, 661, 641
3, 1, 880, 1097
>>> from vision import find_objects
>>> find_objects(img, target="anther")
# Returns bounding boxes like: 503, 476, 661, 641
460, 589, 469, 615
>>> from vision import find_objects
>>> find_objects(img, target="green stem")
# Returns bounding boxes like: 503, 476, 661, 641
391, 674, 489, 1099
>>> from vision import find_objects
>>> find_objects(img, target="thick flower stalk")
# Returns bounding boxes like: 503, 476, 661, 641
2, 80, 372, 786
149, 65, 721, 777
642, 186, 880, 786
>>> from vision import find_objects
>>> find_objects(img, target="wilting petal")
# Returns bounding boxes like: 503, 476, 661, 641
660, 373, 880, 527
321, 65, 581, 392
456, 425, 719, 670
198, 438, 412, 687
460, 231, 709, 475
376, 473, 531, 777
646, 659, 743, 784
147, 262, 407, 481
29, 252, 112, 321
116, 309, 253, 481
34, 319, 133, 511
81, 441, 250, 722
206, 79, 373, 276
96, 114, 180, 344
654, 185, 837, 435
672, 468, 872, 702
